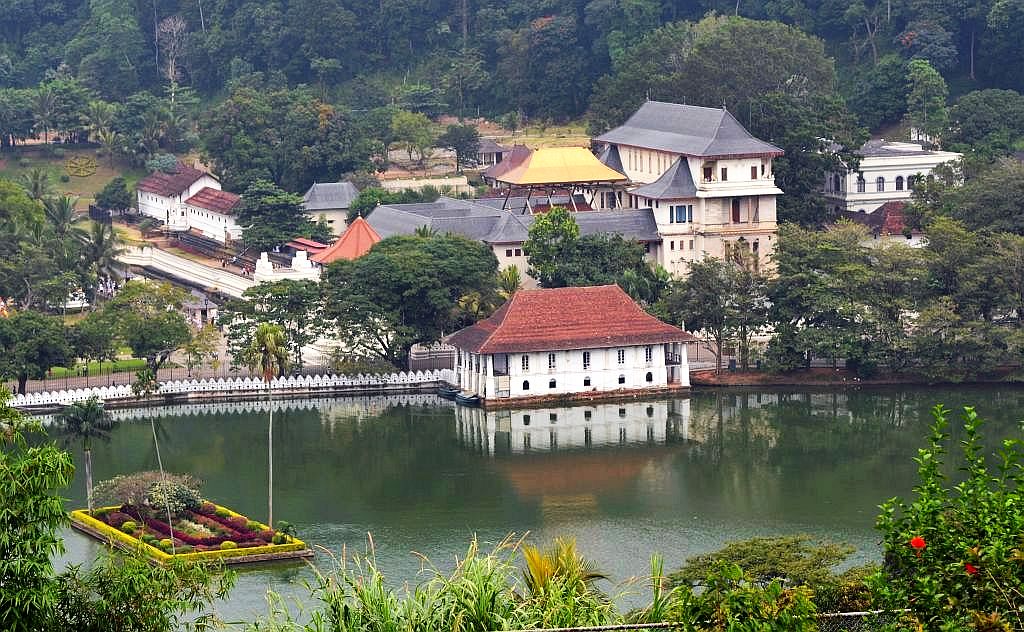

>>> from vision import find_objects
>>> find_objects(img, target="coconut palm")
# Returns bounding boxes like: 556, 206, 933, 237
242, 323, 289, 526
31, 87, 56, 144
19, 167, 52, 201
83, 100, 115, 140
44, 194, 85, 241
57, 396, 118, 513
96, 128, 120, 168
80, 221, 125, 283
497, 265, 521, 299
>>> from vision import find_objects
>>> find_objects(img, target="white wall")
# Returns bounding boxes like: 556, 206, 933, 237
136, 174, 222, 228
185, 205, 242, 243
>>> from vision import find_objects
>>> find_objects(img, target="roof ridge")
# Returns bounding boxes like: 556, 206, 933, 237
476, 292, 517, 352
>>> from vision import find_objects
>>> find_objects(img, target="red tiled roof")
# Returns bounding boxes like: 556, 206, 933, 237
842, 201, 916, 236
287, 237, 328, 253
184, 187, 241, 215
445, 285, 693, 354
136, 164, 208, 197
311, 216, 381, 264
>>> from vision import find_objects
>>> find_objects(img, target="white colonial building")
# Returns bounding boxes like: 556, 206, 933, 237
445, 285, 692, 404
181, 187, 243, 243
594, 101, 784, 274
136, 164, 221, 227
824, 140, 961, 214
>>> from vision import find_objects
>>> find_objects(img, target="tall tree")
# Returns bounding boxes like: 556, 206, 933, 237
0, 310, 72, 394
221, 280, 325, 369
242, 322, 288, 528
904, 59, 948, 143
235, 180, 315, 253
99, 281, 190, 371
56, 397, 117, 513
437, 123, 480, 172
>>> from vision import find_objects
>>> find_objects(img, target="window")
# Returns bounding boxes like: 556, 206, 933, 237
550, 413, 557, 422
582, 351, 591, 369
703, 166, 713, 181
522, 380, 530, 390
617, 349, 625, 364
856, 175, 866, 192
548, 379, 556, 389
646, 371, 653, 382
670, 241, 675, 250
547, 353, 556, 370
618, 374, 626, 384
895, 176, 904, 191
689, 240, 694, 250
514, 248, 522, 256
523, 414, 530, 425
876, 177, 885, 192
674, 205, 687, 223
646, 406, 654, 417
505, 248, 513, 257
522, 355, 529, 371
732, 199, 741, 223
644, 243, 651, 253
583, 376, 591, 386
751, 166, 758, 180
584, 410, 592, 420
619, 408, 626, 418
647, 153, 651, 172
720, 167, 728, 181
645, 346, 653, 362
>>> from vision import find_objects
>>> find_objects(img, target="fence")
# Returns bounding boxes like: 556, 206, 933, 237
10, 369, 455, 410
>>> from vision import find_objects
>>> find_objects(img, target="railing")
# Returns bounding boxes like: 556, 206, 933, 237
665, 352, 682, 365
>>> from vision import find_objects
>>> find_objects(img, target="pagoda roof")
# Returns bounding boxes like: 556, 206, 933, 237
494, 147, 627, 186
445, 285, 692, 354
311, 216, 381, 264
630, 158, 697, 200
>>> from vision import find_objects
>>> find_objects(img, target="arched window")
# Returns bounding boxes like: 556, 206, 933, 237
876, 177, 885, 192
895, 176, 904, 191
645, 371, 653, 382
523, 414, 530, 425
583, 376, 591, 386
522, 380, 530, 390
549, 379, 556, 389
856, 175, 866, 192
618, 374, 626, 384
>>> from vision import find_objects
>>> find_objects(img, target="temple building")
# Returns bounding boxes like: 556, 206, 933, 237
445, 285, 693, 405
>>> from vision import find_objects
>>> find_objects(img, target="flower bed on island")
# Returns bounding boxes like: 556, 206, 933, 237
70, 501, 312, 564
71, 471, 312, 564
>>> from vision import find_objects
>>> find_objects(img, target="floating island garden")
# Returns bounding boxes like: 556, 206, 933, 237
70, 472, 312, 564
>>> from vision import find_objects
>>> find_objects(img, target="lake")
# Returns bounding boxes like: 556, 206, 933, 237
57, 385, 1024, 625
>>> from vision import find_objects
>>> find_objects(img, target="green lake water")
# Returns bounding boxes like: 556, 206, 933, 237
56, 386, 1024, 625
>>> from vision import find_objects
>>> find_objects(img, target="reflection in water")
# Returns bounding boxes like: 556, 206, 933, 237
55, 386, 1022, 623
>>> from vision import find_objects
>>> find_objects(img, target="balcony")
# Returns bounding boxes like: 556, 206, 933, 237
665, 352, 682, 365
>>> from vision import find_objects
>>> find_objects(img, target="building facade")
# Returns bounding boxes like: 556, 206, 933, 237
824, 140, 961, 214
445, 285, 693, 404
302, 181, 360, 235
181, 187, 243, 243
136, 164, 221, 228
595, 101, 784, 275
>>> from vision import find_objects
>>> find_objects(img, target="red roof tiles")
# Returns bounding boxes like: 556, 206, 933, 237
445, 285, 693, 354
136, 164, 208, 197
184, 187, 241, 215
311, 216, 381, 264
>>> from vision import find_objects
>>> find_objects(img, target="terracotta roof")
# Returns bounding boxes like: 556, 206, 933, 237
842, 201, 916, 236
137, 164, 209, 197
482, 144, 531, 181
286, 237, 328, 253
184, 187, 241, 214
311, 216, 381, 263
445, 285, 693, 354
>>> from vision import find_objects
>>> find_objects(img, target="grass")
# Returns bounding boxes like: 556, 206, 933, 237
49, 358, 148, 378
0, 145, 146, 209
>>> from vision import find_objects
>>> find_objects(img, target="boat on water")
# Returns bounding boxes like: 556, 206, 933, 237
437, 385, 459, 400
454, 392, 481, 407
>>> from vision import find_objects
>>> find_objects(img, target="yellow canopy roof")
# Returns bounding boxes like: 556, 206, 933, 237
495, 147, 627, 186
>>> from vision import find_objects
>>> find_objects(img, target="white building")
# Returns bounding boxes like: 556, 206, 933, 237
445, 285, 693, 404
824, 140, 961, 214
181, 187, 243, 243
302, 181, 361, 236
594, 101, 784, 274
136, 164, 221, 228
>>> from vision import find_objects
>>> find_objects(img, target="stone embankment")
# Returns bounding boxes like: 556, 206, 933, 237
11, 370, 455, 413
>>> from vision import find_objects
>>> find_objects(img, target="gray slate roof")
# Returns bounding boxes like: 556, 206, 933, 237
597, 144, 625, 173
595, 101, 783, 158
629, 158, 697, 200
366, 196, 660, 245
303, 181, 360, 211
477, 137, 509, 154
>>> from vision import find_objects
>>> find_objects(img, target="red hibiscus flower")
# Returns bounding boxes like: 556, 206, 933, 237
965, 562, 978, 575
910, 536, 926, 550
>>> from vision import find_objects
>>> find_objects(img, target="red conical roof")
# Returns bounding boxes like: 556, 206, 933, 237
311, 216, 381, 264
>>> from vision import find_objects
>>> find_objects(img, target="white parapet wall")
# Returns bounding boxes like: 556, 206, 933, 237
118, 246, 256, 298
11, 369, 456, 411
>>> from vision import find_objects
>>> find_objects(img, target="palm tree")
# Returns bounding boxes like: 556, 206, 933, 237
96, 128, 120, 168
44, 194, 84, 240
522, 537, 607, 597
31, 87, 56, 144
497, 265, 521, 299
79, 222, 125, 306
83, 100, 115, 140
57, 396, 118, 513
242, 323, 289, 527
20, 167, 51, 201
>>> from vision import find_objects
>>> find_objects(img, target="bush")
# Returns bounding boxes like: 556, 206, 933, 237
198, 502, 217, 515
51, 147, 65, 159
120, 521, 137, 534
870, 405, 1024, 629
145, 480, 202, 517
245, 520, 264, 532
93, 472, 202, 508
59, 174, 70, 183
214, 508, 230, 518
17, 158, 30, 168
105, 512, 132, 529
219, 541, 237, 550
159, 539, 173, 550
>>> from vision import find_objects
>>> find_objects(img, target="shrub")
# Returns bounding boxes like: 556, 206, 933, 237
245, 520, 264, 532
220, 541, 237, 550
120, 521, 137, 534
159, 539, 173, 550
870, 405, 1024, 629
214, 508, 230, 518
59, 174, 69, 183
145, 480, 202, 517
51, 147, 65, 158
93, 472, 202, 508
198, 502, 217, 515
17, 158, 29, 168
105, 512, 132, 529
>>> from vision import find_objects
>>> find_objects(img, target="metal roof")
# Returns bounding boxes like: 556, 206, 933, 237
629, 158, 697, 200
302, 181, 361, 211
